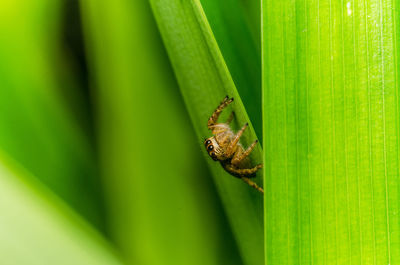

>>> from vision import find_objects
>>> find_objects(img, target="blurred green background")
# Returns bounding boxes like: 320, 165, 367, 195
0, 0, 259, 264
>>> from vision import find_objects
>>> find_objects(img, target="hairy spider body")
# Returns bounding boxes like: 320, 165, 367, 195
204, 96, 263, 194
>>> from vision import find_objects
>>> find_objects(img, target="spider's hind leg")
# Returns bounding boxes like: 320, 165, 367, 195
231, 139, 258, 167
225, 164, 263, 177
241, 177, 264, 194
208, 96, 234, 129
223, 156, 263, 193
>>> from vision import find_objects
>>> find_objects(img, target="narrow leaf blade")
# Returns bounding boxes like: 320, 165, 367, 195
150, 1, 264, 265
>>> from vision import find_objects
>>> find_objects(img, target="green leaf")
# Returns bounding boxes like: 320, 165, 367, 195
263, 0, 400, 264
150, 1, 264, 265
0, 150, 123, 265
200, 0, 262, 137
0, 0, 104, 227
239, 0, 261, 48
80, 1, 241, 265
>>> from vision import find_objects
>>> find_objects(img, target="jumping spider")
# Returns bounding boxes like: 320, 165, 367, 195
204, 96, 263, 194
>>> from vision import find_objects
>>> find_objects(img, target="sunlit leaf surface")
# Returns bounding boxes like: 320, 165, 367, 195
263, 0, 400, 264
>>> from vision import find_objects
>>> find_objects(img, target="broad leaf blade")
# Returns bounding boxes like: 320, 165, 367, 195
263, 0, 400, 264
150, 1, 264, 265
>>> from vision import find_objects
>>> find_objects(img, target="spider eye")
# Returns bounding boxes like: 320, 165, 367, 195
205, 140, 211, 146
210, 152, 217, 161
207, 145, 214, 151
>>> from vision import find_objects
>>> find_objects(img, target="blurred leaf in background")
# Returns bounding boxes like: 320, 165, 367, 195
0, 0, 105, 228
80, 1, 242, 265
0, 151, 123, 265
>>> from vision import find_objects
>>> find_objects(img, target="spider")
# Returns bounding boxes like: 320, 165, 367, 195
204, 96, 263, 194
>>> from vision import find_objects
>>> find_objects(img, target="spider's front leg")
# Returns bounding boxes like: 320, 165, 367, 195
226, 111, 235, 124
208, 96, 234, 129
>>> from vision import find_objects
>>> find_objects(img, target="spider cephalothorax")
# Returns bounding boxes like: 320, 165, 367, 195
204, 137, 221, 161
204, 96, 263, 193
